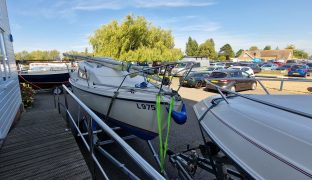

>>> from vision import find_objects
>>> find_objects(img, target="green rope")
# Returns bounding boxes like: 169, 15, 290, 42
156, 94, 174, 173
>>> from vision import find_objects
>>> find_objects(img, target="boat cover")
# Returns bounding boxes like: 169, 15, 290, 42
193, 95, 312, 179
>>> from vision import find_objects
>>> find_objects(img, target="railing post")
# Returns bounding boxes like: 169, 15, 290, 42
64, 86, 69, 122
279, 79, 284, 91
57, 96, 61, 114
53, 94, 56, 108
88, 117, 96, 180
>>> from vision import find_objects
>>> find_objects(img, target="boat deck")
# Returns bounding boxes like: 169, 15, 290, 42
0, 92, 91, 179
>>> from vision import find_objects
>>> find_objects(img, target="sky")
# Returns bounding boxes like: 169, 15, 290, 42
6, 0, 312, 54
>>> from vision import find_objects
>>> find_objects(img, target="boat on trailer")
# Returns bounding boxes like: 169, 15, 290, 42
190, 80, 312, 179
65, 54, 188, 140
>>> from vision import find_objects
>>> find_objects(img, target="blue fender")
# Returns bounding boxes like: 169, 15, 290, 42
170, 103, 187, 125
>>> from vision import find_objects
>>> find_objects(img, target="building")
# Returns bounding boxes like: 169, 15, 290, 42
0, 0, 22, 146
238, 49, 293, 62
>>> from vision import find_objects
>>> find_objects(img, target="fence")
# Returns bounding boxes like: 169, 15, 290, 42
54, 85, 164, 180
255, 76, 312, 91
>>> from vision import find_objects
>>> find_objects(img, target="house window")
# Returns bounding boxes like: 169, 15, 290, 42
0, 30, 10, 82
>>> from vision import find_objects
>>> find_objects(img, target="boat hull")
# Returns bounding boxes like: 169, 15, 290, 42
72, 84, 181, 140
19, 72, 70, 89
194, 95, 312, 179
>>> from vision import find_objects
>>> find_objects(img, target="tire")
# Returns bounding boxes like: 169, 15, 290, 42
194, 81, 202, 89
251, 82, 257, 90
230, 86, 236, 92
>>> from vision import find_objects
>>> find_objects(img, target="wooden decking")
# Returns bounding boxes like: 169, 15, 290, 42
0, 93, 92, 179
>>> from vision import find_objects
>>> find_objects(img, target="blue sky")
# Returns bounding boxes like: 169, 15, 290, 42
7, 0, 312, 54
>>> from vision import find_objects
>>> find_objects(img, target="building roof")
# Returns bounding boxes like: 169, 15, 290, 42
239, 49, 293, 61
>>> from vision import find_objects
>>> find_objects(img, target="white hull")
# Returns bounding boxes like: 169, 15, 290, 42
194, 95, 312, 179
70, 81, 182, 140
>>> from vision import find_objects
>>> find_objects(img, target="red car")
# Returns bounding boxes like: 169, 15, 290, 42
273, 61, 284, 66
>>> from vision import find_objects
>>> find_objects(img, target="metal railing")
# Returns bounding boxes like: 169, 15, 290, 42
255, 76, 312, 91
55, 84, 164, 180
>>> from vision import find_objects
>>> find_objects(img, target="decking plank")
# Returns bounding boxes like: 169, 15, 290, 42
0, 93, 91, 179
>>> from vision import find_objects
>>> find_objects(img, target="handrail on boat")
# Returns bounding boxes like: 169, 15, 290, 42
63, 53, 194, 94
56, 84, 165, 180
205, 79, 312, 119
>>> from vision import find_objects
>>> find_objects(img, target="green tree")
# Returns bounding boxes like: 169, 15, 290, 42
293, 49, 308, 59
219, 44, 235, 60
185, 37, 198, 56
263, 45, 271, 50
249, 46, 258, 51
197, 38, 217, 59
275, 46, 279, 50
15, 51, 32, 60
218, 55, 226, 61
235, 49, 244, 57
15, 50, 61, 60
29, 50, 47, 60
48, 50, 60, 60
89, 14, 182, 62
285, 44, 295, 50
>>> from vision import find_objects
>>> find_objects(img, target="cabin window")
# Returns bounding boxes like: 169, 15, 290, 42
0, 30, 10, 82
78, 68, 87, 79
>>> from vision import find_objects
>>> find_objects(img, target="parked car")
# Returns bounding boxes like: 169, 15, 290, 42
171, 62, 201, 76
306, 63, 312, 72
286, 59, 299, 64
276, 64, 292, 70
248, 63, 261, 73
206, 66, 225, 73
228, 66, 255, 77
288, 64, 310, 77
180, 72, 211, 88
210, 62, 225, 68
205, 69, 257, 92
224, 62, 236, 68
273, 61, 284, 66
261, 63, 278, 70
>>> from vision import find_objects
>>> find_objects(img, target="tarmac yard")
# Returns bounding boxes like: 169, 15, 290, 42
172, 78, 312, 102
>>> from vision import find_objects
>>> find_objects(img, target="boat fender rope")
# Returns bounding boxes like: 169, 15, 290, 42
156, 94, 174, 173
18, 74, 42, 90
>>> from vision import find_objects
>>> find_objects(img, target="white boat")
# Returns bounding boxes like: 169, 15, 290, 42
67, 55, 187, 140
193, 92, 312, 179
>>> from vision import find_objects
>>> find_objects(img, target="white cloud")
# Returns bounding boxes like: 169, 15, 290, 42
133, 0, 215, 8
177, 22, 221, 32
73, 0, 215, 11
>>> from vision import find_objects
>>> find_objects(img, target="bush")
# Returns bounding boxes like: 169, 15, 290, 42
20, 83, 35, 108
